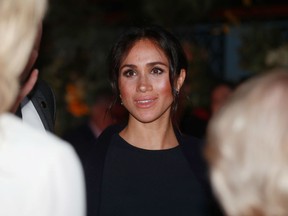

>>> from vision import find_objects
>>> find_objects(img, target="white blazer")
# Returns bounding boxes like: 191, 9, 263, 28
0, 113, 85, 216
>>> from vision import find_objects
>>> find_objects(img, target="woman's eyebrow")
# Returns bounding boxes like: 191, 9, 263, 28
119, 64, 136, 70
120, 62, 168, 71
147, 61, 168, 67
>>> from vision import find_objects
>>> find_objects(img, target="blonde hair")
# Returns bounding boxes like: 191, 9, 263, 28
206, 68, 288, 216
0, 0, 47, 113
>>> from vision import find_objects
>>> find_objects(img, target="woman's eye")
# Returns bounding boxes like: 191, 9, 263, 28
151, 68, 163, 75
123, 70, 136, 77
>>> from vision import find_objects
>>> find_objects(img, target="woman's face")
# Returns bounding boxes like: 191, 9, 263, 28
118, 39, 182, 124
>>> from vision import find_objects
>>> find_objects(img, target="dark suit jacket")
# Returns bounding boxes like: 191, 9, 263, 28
16, 80, 56, 132
83, 124, 223, 216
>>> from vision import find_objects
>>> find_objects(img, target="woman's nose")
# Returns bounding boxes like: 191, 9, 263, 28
137, 75, 152, 93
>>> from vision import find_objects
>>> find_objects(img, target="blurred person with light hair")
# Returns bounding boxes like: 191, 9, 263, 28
0, 0, 85, 215
205, 67, 288, 216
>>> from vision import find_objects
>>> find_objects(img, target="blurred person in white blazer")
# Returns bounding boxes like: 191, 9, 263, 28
0, 0, 85, 216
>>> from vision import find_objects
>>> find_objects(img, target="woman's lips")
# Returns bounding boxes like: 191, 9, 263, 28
134, 97, 157, 108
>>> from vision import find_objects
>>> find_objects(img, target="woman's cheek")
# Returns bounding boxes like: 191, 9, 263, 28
156, 79, 172, 95
119, 82, 132, 104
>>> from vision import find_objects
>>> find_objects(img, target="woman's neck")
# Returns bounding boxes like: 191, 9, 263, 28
119, 118, 179, 150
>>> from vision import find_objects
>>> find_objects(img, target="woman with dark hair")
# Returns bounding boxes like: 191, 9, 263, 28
84, 25, 221, 216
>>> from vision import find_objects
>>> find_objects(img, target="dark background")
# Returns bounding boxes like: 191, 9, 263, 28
37, 0, 288, 135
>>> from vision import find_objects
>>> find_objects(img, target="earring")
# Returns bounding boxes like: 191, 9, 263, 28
119, 94, 123, 105
174, 89, 179, 96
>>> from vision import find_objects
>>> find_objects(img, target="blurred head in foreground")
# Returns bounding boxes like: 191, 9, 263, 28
206, 68, 288, 216
0, 0, 46, 113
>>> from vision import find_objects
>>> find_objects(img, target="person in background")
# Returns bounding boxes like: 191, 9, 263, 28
180, 81, 234, 139
83, 24, 222, 216
205, 68, 288, 216
10, 22, 56, 133
210, 81, 234, 116
0, 0, 85, 215
63, 85, 120, 164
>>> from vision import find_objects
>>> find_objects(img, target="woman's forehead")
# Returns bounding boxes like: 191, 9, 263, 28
121, 39, 167, 63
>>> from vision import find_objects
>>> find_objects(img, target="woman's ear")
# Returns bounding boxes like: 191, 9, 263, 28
176, 69, 186, 91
